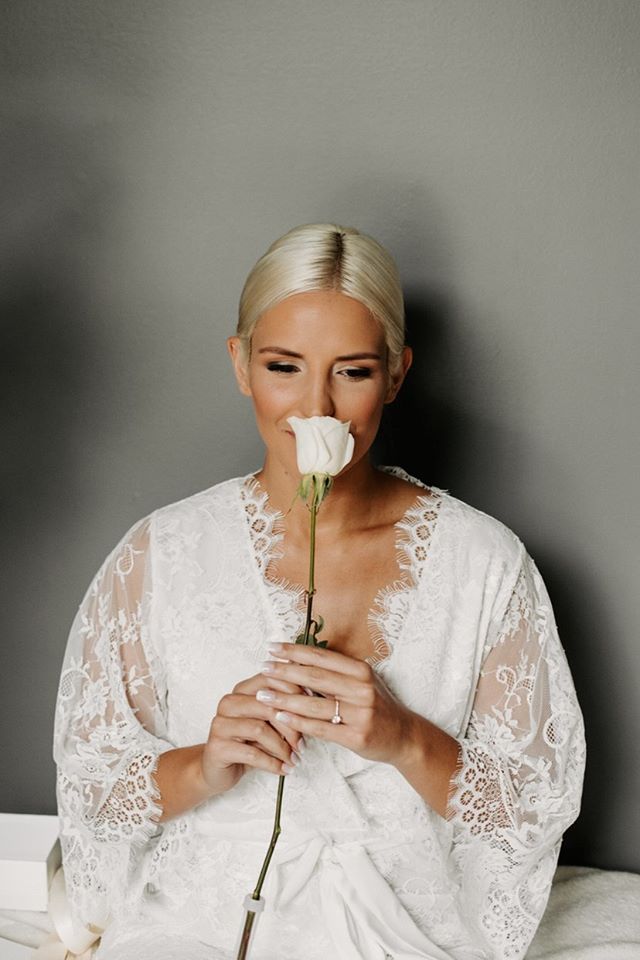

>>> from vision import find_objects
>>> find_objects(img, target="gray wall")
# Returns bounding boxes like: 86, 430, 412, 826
1, 1, 638, 872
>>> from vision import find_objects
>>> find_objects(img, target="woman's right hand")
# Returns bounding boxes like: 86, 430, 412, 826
201, 672, 306, 795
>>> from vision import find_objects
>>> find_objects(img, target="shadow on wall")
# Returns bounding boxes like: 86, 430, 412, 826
0, 81, 119, 813
0, 269, 103, 541
374, 291, 462, 484
536, 555, 616, 870
0, 270, 111, 816
1, 80, 121, 542
373, 290, 519, 493
373, 290, 608, 870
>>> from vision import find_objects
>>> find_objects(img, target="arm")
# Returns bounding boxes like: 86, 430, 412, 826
154, 668, 307, 823
392, 714, 461, 819
441, 549, 585, 959
261, 549, 584, 960
255, 643, 463, 820
54, 513, 305, 928
153, 745, 212, 822
257, 645, 462, 817
54, 516, 173, 925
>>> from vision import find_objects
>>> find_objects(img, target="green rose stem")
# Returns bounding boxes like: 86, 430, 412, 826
235, 475, 330, 960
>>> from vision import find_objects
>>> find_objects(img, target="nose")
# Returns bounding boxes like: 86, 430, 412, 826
301, 372, 336, 418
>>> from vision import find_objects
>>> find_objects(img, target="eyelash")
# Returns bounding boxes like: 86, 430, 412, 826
266, 362, 372, 380
266, 362, 298, 374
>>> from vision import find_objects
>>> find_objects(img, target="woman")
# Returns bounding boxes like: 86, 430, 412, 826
54, 223, 585, 960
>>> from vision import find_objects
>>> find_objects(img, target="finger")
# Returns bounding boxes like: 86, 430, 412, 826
211, 716, 297, 766
271, 720, 306, 755
214, 738, 297, 777
264, 677, 306, 695
257, 690, 351, 725
272, 709, 351, 746
267, 642, 371, 680
259, 659, 371, 704
213, 694, 305, 753
217, 691, 303, 722
233, 673, 305, 697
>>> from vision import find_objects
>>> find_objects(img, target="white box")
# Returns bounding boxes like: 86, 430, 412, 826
0, 814, 61, 912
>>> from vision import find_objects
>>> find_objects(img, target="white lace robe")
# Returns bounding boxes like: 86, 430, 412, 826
53, 470, 585, 960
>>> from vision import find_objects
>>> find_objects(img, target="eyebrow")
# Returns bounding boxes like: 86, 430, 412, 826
257, 346, 382, 361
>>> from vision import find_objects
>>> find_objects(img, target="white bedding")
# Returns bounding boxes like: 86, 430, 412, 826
1, 866, 639, 959
527, 866, 640, 959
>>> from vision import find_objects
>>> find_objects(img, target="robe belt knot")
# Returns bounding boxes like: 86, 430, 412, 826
195, 819, 455, 959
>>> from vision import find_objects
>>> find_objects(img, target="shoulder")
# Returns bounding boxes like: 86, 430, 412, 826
437, 488, 524, 569
111, 473, 252, 555
79, 475, 254, 607
423, 481, 529, 625
384, 465, 525, 572
150, 473, 249, 527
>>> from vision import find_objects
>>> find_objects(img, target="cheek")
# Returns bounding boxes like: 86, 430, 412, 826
351, 383, 387, 420
248, 372, 292, 423
346, 390, 386, 445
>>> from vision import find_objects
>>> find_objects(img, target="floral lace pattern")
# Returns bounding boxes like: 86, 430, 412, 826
240, 476, 307, 644
445, 557, 585, 958
54, 516, 172, 926
93, 753, 161, 843
53, 471, 585, 960
368, 468, 445, 666
241, 467, 447, 669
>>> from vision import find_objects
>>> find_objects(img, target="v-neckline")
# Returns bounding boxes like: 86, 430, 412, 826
238, 467, 445, 670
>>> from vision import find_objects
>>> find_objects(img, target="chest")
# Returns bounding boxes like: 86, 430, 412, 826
265, 524, 408, 663
155, 481, 487, 744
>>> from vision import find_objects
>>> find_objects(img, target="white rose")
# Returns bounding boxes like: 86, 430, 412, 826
287, 416, 355, 477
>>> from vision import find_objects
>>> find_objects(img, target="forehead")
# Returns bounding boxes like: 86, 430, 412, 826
252, 291, 385, 350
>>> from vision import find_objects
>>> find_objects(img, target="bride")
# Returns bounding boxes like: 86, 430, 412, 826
54, 223, 585, 960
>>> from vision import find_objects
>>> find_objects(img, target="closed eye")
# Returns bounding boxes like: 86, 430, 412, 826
267, 362, 299, 374
339, 367, 372, 379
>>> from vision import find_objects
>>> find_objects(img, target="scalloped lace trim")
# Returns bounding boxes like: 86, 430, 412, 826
93, 752, 163, 845
367, 477, 444, 666
240, 469, 445, 667
240, 474, 307, 606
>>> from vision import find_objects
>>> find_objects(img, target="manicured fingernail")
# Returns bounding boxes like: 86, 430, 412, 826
290, 751, 301, 765
275, 711, 292, 724
267, 644, 283, 656
256, 689, 276, 703
260, 661, 276, 674
282, 763, 294, 775
297, 737, 307, 755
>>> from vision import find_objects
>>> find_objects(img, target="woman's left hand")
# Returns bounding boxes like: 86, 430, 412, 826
257, 641, 416, 767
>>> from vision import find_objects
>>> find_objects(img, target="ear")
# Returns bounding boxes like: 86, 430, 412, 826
227, 336, 252, 397
384, 346, 413, 404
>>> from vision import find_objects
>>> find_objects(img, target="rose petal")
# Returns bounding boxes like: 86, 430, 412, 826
287, 415, 354, 477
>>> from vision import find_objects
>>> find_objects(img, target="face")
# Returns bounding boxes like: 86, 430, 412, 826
227, 290, 411, 480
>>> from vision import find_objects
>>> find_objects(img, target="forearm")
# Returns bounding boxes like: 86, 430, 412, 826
394, 711, 461, 819
154, 744, 218, 823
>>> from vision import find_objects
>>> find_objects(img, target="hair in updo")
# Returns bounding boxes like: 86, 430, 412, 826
237, 223, 406, 375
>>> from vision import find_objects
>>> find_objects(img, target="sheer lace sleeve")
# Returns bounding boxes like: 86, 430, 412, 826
446, 549, 585, 960
53, 514, 174, 928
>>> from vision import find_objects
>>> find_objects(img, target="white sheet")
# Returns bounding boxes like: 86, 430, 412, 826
1, 866, 639, 959
527, 867, 640, 959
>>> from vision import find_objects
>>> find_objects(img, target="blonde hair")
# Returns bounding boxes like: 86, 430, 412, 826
237, 223, 405, 374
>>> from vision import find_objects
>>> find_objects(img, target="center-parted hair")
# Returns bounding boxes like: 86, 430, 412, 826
237, 223, 406, 374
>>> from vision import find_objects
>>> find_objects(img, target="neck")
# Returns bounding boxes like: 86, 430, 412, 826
254, 453, 389, 538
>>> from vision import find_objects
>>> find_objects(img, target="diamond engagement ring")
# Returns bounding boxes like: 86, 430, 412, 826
331, 698, 343, 724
